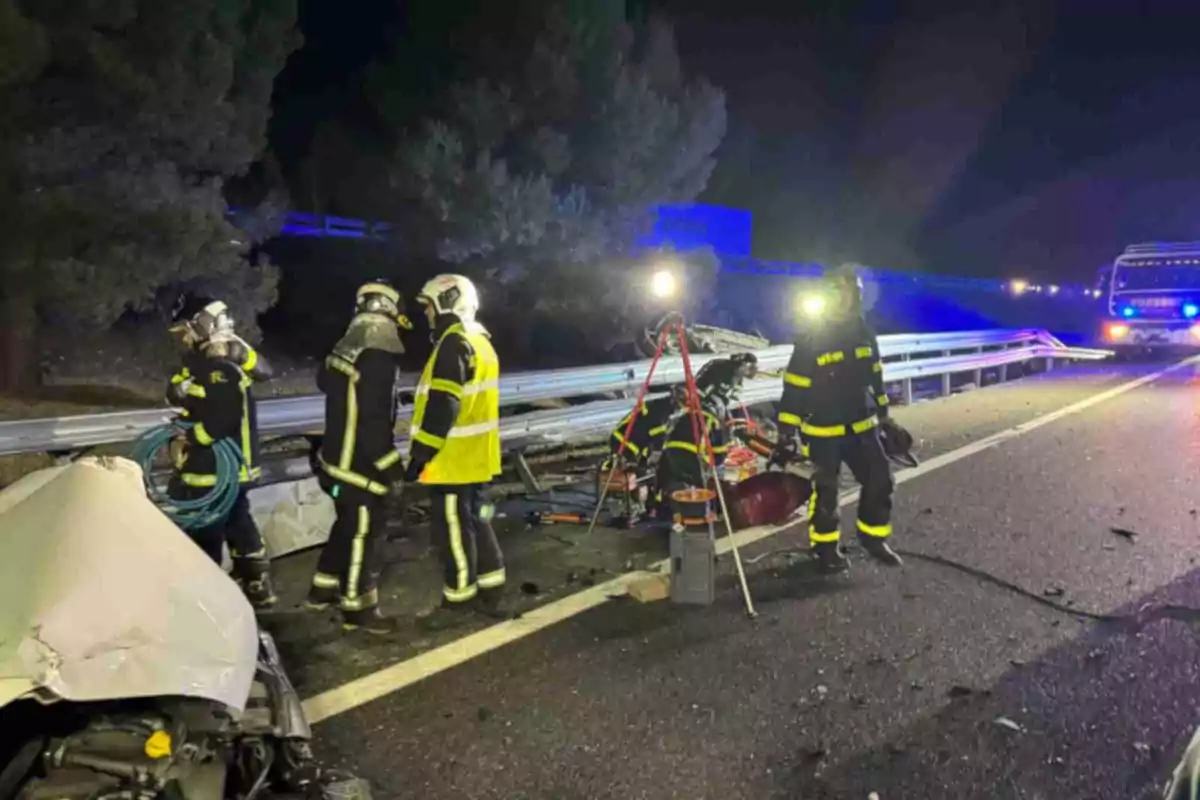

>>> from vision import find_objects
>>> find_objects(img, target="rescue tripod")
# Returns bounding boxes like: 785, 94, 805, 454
586, 313, 758, 618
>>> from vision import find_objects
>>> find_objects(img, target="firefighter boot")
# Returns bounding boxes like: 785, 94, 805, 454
417, 599, 476, 632
342, 605, 405, 635
858, 535, 904, 567
233, 555, 278, 609
476, 587, 518, 621
305, 582, 340, 611
811, 541, 849, 574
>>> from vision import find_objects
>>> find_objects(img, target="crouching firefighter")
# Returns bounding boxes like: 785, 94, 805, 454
775, 263, 903, 573
657, 392, 731, 501
405, 274, 509, 630
166, 297, 276, 608
695, 352, 759, 403
606, 386, 686, 468
310, 280, 412, 632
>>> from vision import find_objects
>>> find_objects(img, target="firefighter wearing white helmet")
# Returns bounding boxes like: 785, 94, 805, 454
309, 280, 412, 633
164, 295, 275, 608
405, 274, 508, 630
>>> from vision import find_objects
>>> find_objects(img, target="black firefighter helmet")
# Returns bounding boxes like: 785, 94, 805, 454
694, 353, 758, 401
356, 279, 413, 330
826, 262, 866, 315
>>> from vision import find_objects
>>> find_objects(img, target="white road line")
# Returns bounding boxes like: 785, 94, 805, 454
302, 356, 1200, 724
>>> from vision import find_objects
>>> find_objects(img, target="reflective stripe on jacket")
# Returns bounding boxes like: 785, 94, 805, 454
412, 324, 502, 485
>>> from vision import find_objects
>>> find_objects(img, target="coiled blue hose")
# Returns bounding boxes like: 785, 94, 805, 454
132, 421, 243, 531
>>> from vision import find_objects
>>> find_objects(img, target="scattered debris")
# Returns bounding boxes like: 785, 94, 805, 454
815, 685, 829, 698
627, 574, 670, 603
909, 680, 924, 691
947, 685, 979, 698
1133, 742, 1152, 756
1010, 659, 1026, 668
1043, 586, 1065, 598
1110, 527, 1138, 542
476, 707, 493, 723
803, 745, 827, 762
994, 716, 1024, 734
921, 507, 934, 515
520, 581, 541, 596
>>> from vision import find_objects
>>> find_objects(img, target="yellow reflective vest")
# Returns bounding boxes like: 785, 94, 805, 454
411, 323, 501, 485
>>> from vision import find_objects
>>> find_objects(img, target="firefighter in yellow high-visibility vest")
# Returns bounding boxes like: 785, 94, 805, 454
404, 274, 508, 630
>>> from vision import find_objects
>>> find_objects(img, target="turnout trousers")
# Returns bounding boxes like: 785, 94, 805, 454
428, 483, 506, 604
807, 429, 895, 546
311, 486, 386, 613
168, 479, 266, 567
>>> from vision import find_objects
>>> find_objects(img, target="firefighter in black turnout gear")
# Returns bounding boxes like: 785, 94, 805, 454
695, 352, 758, 403
658, 392, 731, 496
776, 264, 903, 573
607, 387, 685, 467
166, 297, 276, 608
310, 281, 411, 632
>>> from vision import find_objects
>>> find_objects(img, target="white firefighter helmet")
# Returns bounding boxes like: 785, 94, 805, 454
416, 274, 480, 323
170, 295, 235, 346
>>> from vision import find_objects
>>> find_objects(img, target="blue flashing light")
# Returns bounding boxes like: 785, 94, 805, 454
1121, 306, 1136, 318
1184, 303, 1199, 319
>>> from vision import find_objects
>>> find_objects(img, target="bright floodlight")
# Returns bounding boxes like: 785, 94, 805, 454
1048, 284, 1060, 295
650, 269, 678, 299
1010, 279, 1029, 296
800, 293, 827, 318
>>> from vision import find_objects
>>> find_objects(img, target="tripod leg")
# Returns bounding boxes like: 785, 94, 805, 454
585, 462, 618, 536
710, 474, 758, 618
586, 326, 673, 536
672, 320, 757, 618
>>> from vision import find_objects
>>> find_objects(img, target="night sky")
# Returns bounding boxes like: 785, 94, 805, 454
271, 0, 1200, 283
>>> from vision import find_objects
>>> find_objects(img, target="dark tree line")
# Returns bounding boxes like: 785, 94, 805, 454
0, 0, 727, 391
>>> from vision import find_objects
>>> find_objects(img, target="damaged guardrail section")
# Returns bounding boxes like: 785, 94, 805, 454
0, 329, 1110, 458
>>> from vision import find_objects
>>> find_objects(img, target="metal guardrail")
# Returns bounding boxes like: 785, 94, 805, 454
0, 329, 1109, 457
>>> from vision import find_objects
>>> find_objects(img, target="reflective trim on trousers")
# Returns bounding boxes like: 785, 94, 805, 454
444, 493, 477, 603
311, 572, 339, 589
345, 504, 370, 603
478, 568, 507, 589
341, 587, 378, 612
856, 519, 893, 539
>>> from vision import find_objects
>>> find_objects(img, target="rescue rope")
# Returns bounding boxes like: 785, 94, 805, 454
131, 422, 243, 531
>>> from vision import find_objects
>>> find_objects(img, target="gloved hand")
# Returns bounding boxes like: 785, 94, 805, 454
769, 437, 797, 470
169, 437, 188, 469
403, 456, 427, 485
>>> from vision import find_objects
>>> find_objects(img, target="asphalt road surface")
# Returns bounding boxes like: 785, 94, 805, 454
297, 359, 1200, 800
